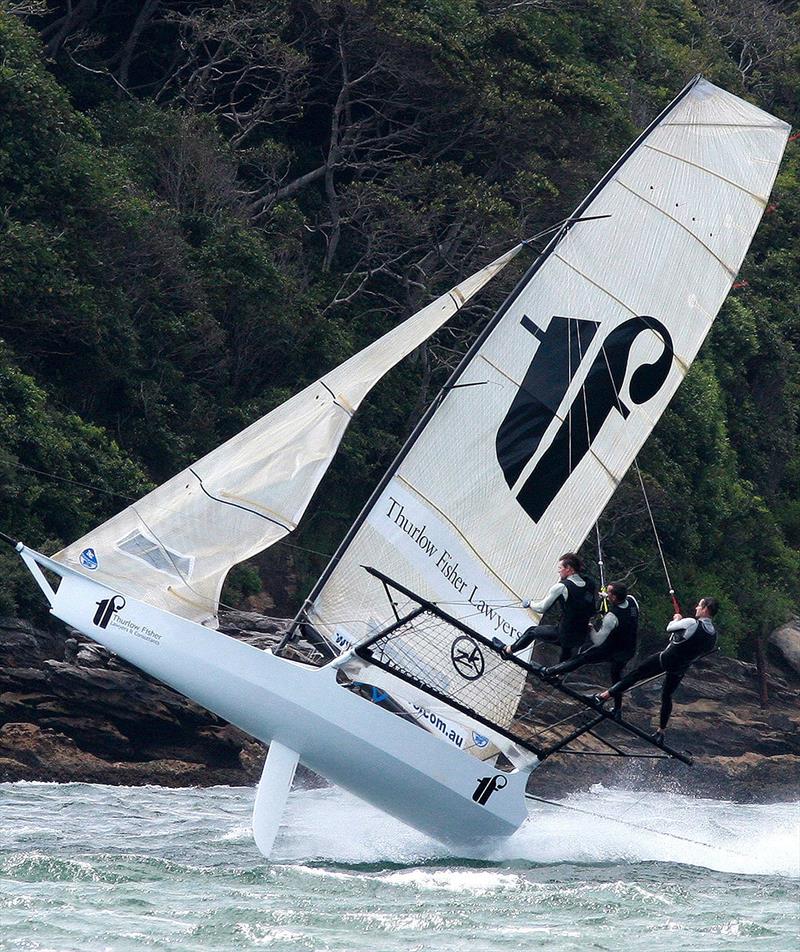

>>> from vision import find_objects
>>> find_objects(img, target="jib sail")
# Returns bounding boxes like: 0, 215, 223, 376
54, 245, 523, 625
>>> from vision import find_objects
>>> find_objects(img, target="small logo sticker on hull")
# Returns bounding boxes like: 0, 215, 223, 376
93, 595, 126, 629
80, 548, 98, 570
472, 775, 507, 805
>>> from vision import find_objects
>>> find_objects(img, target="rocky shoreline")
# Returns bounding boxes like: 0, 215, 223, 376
1, 613, 798, 802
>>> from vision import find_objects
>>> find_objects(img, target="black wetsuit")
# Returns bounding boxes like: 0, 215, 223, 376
607, 616, 717, 729
512, 575, 597, 662
549, 597, 639, 681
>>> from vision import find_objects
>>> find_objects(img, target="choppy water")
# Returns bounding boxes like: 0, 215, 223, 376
0, 782, 797, 951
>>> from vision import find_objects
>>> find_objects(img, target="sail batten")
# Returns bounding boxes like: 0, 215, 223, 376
612, 179, 740, 275
640, 142, 772, 200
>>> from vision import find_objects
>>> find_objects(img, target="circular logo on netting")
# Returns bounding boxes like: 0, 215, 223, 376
450, 636, 485, 681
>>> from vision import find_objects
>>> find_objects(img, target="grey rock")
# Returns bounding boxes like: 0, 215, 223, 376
219, 610, 286, 636
769, 619, 800, 676
75, 644, 111, 668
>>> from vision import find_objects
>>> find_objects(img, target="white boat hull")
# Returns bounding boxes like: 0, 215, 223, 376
20, 547, 531, 852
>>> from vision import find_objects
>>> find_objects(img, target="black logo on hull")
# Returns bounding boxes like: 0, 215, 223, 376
93, 595, 126, 629
451, 636, 485, 680
473, 775, 508, 805
497, 314, 674, 521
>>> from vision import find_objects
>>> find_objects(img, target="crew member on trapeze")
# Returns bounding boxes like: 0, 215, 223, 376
593, 597, 719, 742
500, 553, 597, 662
538, 581, 639, 716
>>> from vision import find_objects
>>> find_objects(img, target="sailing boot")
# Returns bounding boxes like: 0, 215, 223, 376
538, 666, 563, 684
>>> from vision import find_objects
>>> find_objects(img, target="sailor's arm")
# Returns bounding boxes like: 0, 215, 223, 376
591, 611, 618, 646
666, 616, 698, 642
523, 582, 567, 614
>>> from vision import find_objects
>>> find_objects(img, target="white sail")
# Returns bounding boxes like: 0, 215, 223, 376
54, 244, 523, 624
306, 79, 790, 697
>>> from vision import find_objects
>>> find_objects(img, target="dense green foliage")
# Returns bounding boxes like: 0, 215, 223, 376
0, 1, 797, 652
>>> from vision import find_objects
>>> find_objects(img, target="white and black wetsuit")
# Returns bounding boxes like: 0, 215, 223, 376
547, 598, 640, 706
607, 616, 717, 729
511, 574, 597, 662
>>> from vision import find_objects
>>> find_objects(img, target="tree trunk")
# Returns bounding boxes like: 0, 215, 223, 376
755, 631, 769, 709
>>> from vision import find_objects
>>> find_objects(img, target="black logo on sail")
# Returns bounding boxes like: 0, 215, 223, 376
93, 595, 126, 629
473, 775, 507, 805
451, 636, 485, 680
496, 314, 674, 522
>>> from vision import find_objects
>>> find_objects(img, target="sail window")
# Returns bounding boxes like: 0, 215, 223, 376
116, 531, 194, 579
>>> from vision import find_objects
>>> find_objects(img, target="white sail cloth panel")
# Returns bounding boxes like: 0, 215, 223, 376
54, 245, 523, 625
309, 80, 790, 654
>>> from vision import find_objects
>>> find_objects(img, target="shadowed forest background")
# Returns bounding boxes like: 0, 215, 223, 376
0, 0, 798, 659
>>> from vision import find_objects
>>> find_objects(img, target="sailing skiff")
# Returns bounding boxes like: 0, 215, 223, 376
10, 77, 790, 856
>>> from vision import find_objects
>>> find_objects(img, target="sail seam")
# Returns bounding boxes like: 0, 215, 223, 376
640, 143, 767, 203
549, 256, 693, 376
189, 468, 292, 531
320, 380, 354, 416
611, 179, 738, 277
552, 252, 640, 317
477, 353, 518, 387
663, 122, 787, 130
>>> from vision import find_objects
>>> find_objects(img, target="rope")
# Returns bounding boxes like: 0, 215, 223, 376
524, 792, 750, 858
596, 340, 680, 611
4, 459, 140, 500
573, 327, 607, 611
632, 459, 680, 613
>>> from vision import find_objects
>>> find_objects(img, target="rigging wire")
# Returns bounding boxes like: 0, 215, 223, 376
596, 336, 680, 611
632, 457, 681, 614
523, 792, 750, 859
574, 320, 608, 609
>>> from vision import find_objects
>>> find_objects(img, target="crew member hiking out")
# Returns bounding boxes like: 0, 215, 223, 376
500, 553, 597, 662
594, 597, 719, 743
539, 581, 639, 717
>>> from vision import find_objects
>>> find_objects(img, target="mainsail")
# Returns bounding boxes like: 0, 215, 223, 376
304, 78, 790, 697
55, 244, 523, 625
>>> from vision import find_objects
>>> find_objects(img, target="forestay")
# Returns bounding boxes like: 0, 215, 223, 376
305, 78, 790, 695
55, 245, 522, 625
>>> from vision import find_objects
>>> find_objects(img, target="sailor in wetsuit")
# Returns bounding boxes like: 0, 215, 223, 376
502, 553, 597, 663
539, 581, 639, 716
595, 596, 719, 742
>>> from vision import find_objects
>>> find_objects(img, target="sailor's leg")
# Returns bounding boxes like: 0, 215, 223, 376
550, 643, 610, 675
659, 670, 685, 730
609, 655, 630, 715
558, 628, 591, 663
607, 652, 663, 699
508, 624, 558, 654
